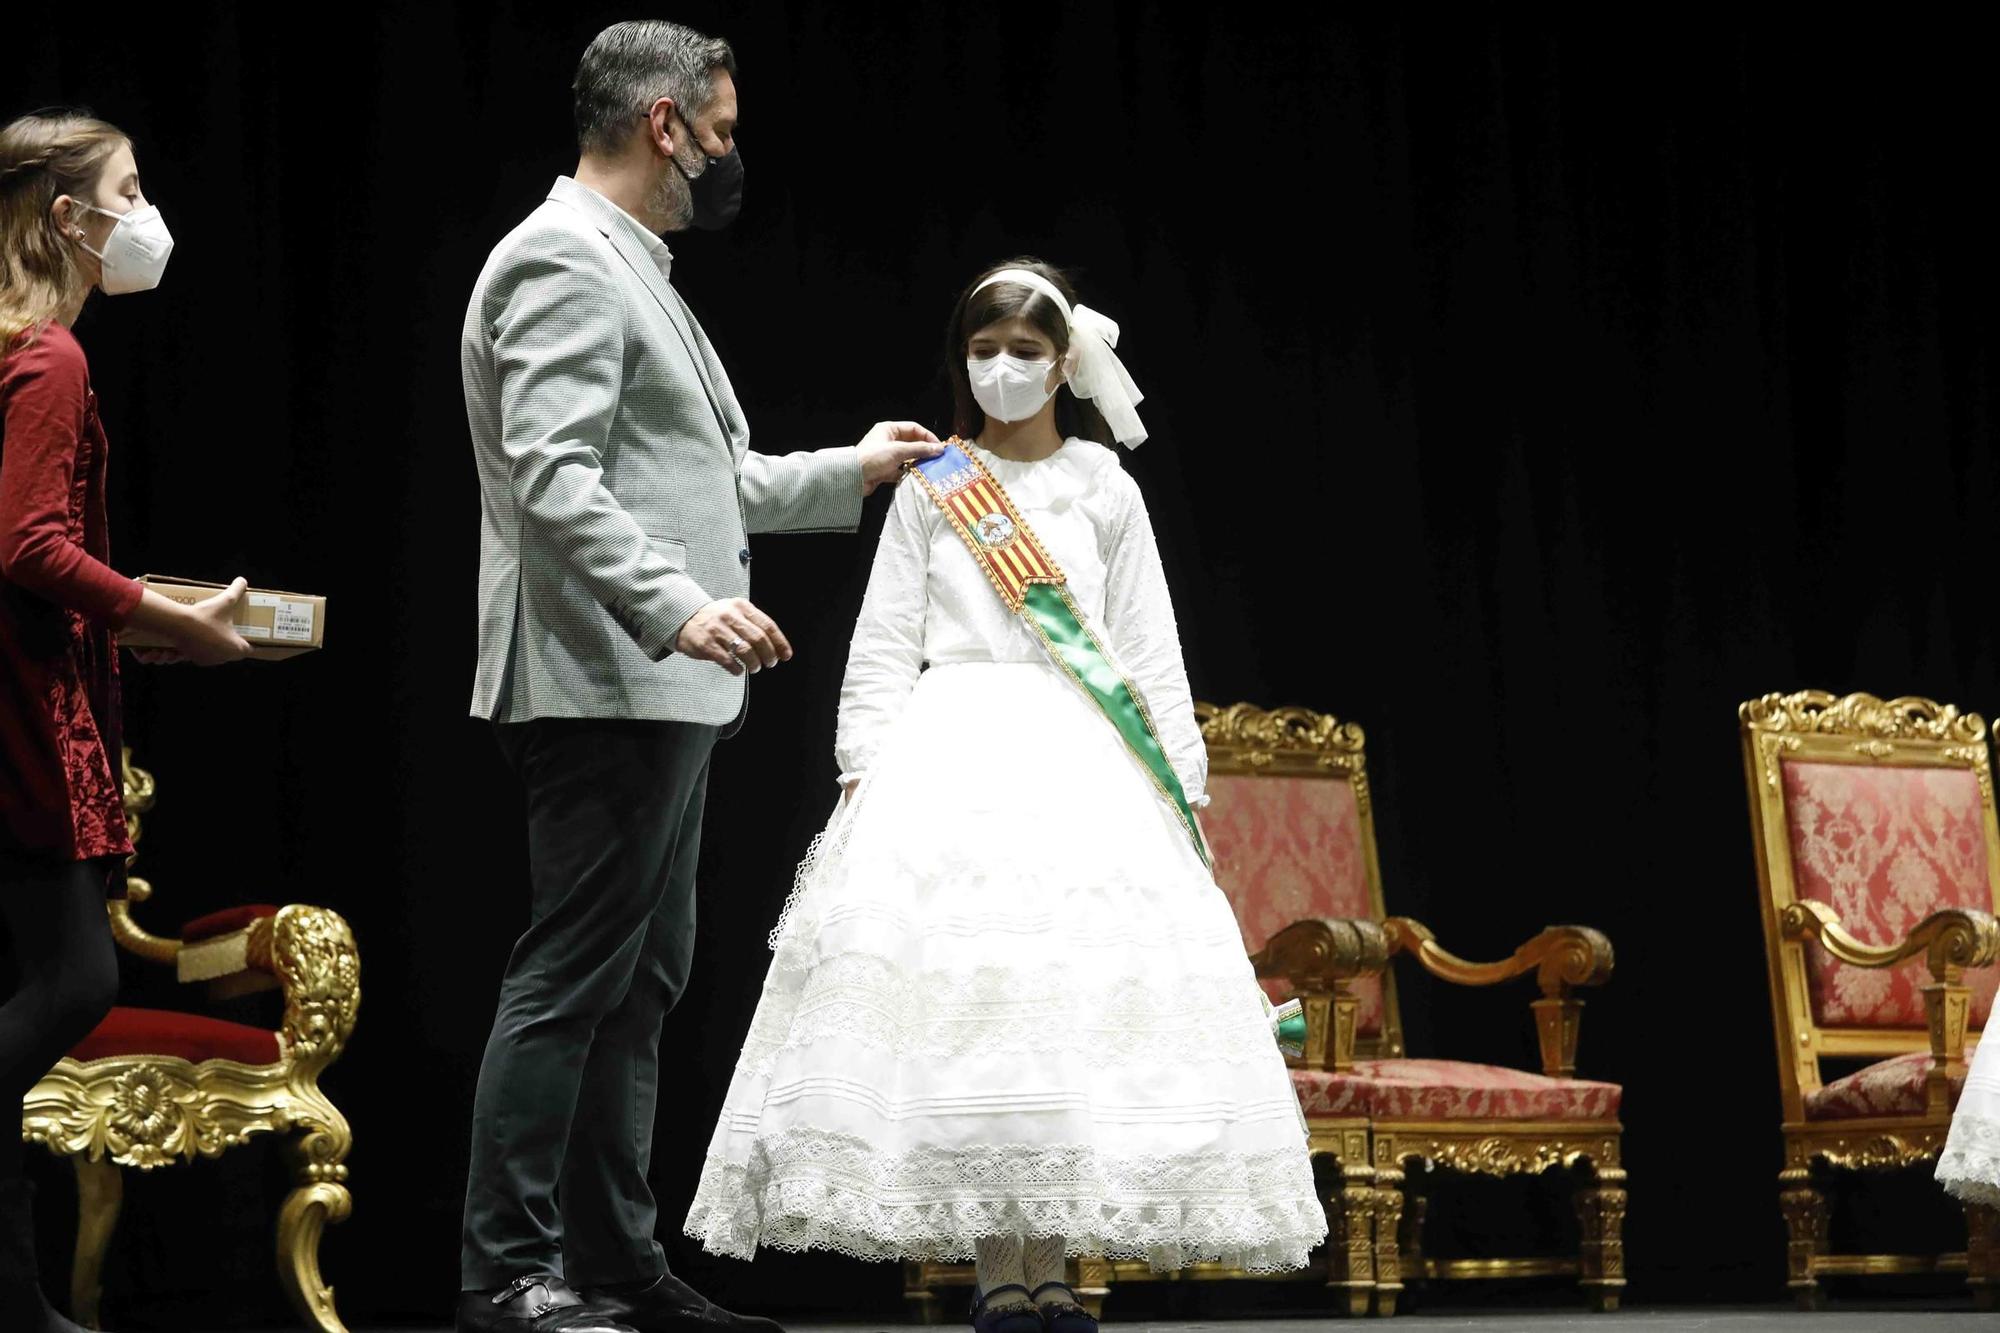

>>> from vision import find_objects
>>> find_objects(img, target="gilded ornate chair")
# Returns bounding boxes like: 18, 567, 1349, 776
1738, 691, 2000, 1309
19, 749, 360, 1332
1197, 703, 1625, 1317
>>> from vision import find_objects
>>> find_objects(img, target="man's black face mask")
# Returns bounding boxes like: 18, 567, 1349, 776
687, 147, 743, 230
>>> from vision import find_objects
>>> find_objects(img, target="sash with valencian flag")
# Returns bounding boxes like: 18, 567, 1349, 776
905, 441, 1211, 868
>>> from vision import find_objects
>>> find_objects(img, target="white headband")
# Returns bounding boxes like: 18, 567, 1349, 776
971, 268, 1148, 447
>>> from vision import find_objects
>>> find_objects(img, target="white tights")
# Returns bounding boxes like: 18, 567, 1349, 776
974, 1234, 1072, 1305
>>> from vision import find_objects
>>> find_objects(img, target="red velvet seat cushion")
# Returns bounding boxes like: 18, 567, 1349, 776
180, 904, 279, 942
1803, 1047, 1976, 1121
1292, 1058, 1622, 1121
69, 1006, 281, 1066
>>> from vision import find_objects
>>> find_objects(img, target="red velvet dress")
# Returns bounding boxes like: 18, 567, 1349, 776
0, 322, 144, 874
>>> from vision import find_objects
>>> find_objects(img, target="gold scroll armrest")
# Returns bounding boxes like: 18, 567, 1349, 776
1782, 901, 1998, 1111
1383, 917, 1615, 1078
109, 750, 179, 966
1249, 917, 1390, 1072
1779, 901, 1999, 977
107, 877, 181, 966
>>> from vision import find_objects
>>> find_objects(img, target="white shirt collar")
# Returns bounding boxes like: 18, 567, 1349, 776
567, 177, 674, 282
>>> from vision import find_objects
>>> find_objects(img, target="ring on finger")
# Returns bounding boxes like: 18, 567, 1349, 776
727, 637, 750, 656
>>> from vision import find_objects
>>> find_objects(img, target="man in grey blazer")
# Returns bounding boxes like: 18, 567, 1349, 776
457, 20, 939, 1333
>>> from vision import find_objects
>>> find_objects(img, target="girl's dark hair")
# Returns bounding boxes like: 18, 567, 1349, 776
943, 257, 1111, 445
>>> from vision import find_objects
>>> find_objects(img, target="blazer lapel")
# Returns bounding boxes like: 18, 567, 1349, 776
659, 288, 752, 465
548, 179, 741, 459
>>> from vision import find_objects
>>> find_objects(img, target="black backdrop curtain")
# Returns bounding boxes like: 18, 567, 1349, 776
11, 5, 1997, 1324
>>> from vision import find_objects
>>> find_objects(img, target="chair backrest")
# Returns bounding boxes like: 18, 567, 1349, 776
1199, 701, 1404, 1057
1740, 691, 2000, 1117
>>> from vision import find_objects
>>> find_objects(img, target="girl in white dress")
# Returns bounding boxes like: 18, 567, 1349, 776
684, 259, 1324, 1331
1938, 1032, 2000, 1207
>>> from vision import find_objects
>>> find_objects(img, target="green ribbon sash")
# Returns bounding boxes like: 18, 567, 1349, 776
907, 442, 1210, 868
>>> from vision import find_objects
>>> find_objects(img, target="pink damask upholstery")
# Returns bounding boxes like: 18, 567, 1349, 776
1291, 1059, 1622, 1121
1206, 772, 1384, 1036
1782, 761, 2000, 1029
1803, 1044, 1978, 1121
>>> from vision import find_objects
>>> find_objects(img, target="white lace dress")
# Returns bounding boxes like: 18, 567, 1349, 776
1939, 1034, 2000, 1206
684, 439, 1325, 1272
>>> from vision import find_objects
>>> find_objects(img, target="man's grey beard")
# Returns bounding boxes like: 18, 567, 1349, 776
646, 139, 706, 233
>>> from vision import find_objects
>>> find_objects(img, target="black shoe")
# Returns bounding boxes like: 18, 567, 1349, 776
0, 1179, 89, 1332
456, 1275, 639, 1333
581, 1271, 786, 1333
971, 1285, 1042, 1333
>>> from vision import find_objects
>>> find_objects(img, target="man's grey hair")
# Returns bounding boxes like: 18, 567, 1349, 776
573, 20, 737, 155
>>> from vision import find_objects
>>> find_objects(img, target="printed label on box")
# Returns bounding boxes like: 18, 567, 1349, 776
272, 600, 316, 643
249, 593, 281, 608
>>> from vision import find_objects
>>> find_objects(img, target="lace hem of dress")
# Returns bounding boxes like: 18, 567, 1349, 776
1938, 1110, 2000, 1206
685, 1130, 1326, 1273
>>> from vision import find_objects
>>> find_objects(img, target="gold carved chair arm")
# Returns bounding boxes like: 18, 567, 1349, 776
1779, 901, 1999, 977
109, 878, 284, 999
1249, 917, 1390, 1072
110, 749, 181, 967
1383, 917, 1616, 1079
107, 876, 182, 966
270, 904, 362, 1074
1781, 901, 1999, 1112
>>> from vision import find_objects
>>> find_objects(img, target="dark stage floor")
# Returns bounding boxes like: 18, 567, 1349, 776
264, 1314, 1996, 1333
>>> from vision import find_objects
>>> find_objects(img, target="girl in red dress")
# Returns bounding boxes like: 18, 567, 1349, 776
0, 108, 253, 1331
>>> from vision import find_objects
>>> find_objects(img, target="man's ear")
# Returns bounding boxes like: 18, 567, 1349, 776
644, 98, 678, 159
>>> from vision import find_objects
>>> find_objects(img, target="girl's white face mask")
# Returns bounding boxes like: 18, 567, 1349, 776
967, 354, 1057, 424
74, 202, 174, 295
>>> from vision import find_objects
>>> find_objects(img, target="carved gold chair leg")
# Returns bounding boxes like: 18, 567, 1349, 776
276, 1104, 354, 1333
1574, 1163, 1627, 1312
902, 1263, 945, 1325
1778, 1166, 1828, 1311
1397, 1186, 1428, 1306
1968, 1202, 2000, 1313
69, 1154, 121, 1330
1371, 1162, 1405, 1317
1070, 1258, 1110, 1319
1325, 1160, 1378, 1316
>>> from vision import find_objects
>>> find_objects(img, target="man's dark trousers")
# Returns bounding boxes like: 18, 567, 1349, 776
461, 716, 716, 1290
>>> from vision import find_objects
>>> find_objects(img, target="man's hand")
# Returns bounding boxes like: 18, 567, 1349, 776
675, 597, 794, 675
857, 421, 944, 496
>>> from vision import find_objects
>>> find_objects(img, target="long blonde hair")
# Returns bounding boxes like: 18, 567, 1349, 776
0, 109, 130, 347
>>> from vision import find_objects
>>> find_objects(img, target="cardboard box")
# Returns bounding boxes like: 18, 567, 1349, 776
123, 576, 327, 661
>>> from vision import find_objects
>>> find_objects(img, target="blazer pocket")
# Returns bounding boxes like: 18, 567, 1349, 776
645, 534, 689, 568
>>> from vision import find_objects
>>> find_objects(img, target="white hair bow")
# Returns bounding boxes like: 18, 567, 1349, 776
972, 268, 1149, 447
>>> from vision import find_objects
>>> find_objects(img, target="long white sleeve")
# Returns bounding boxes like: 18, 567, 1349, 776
834, 478, 933, 785
1101, 474, 1209, 809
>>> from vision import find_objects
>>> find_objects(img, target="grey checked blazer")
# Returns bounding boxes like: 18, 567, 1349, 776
464, 177, 862, 726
